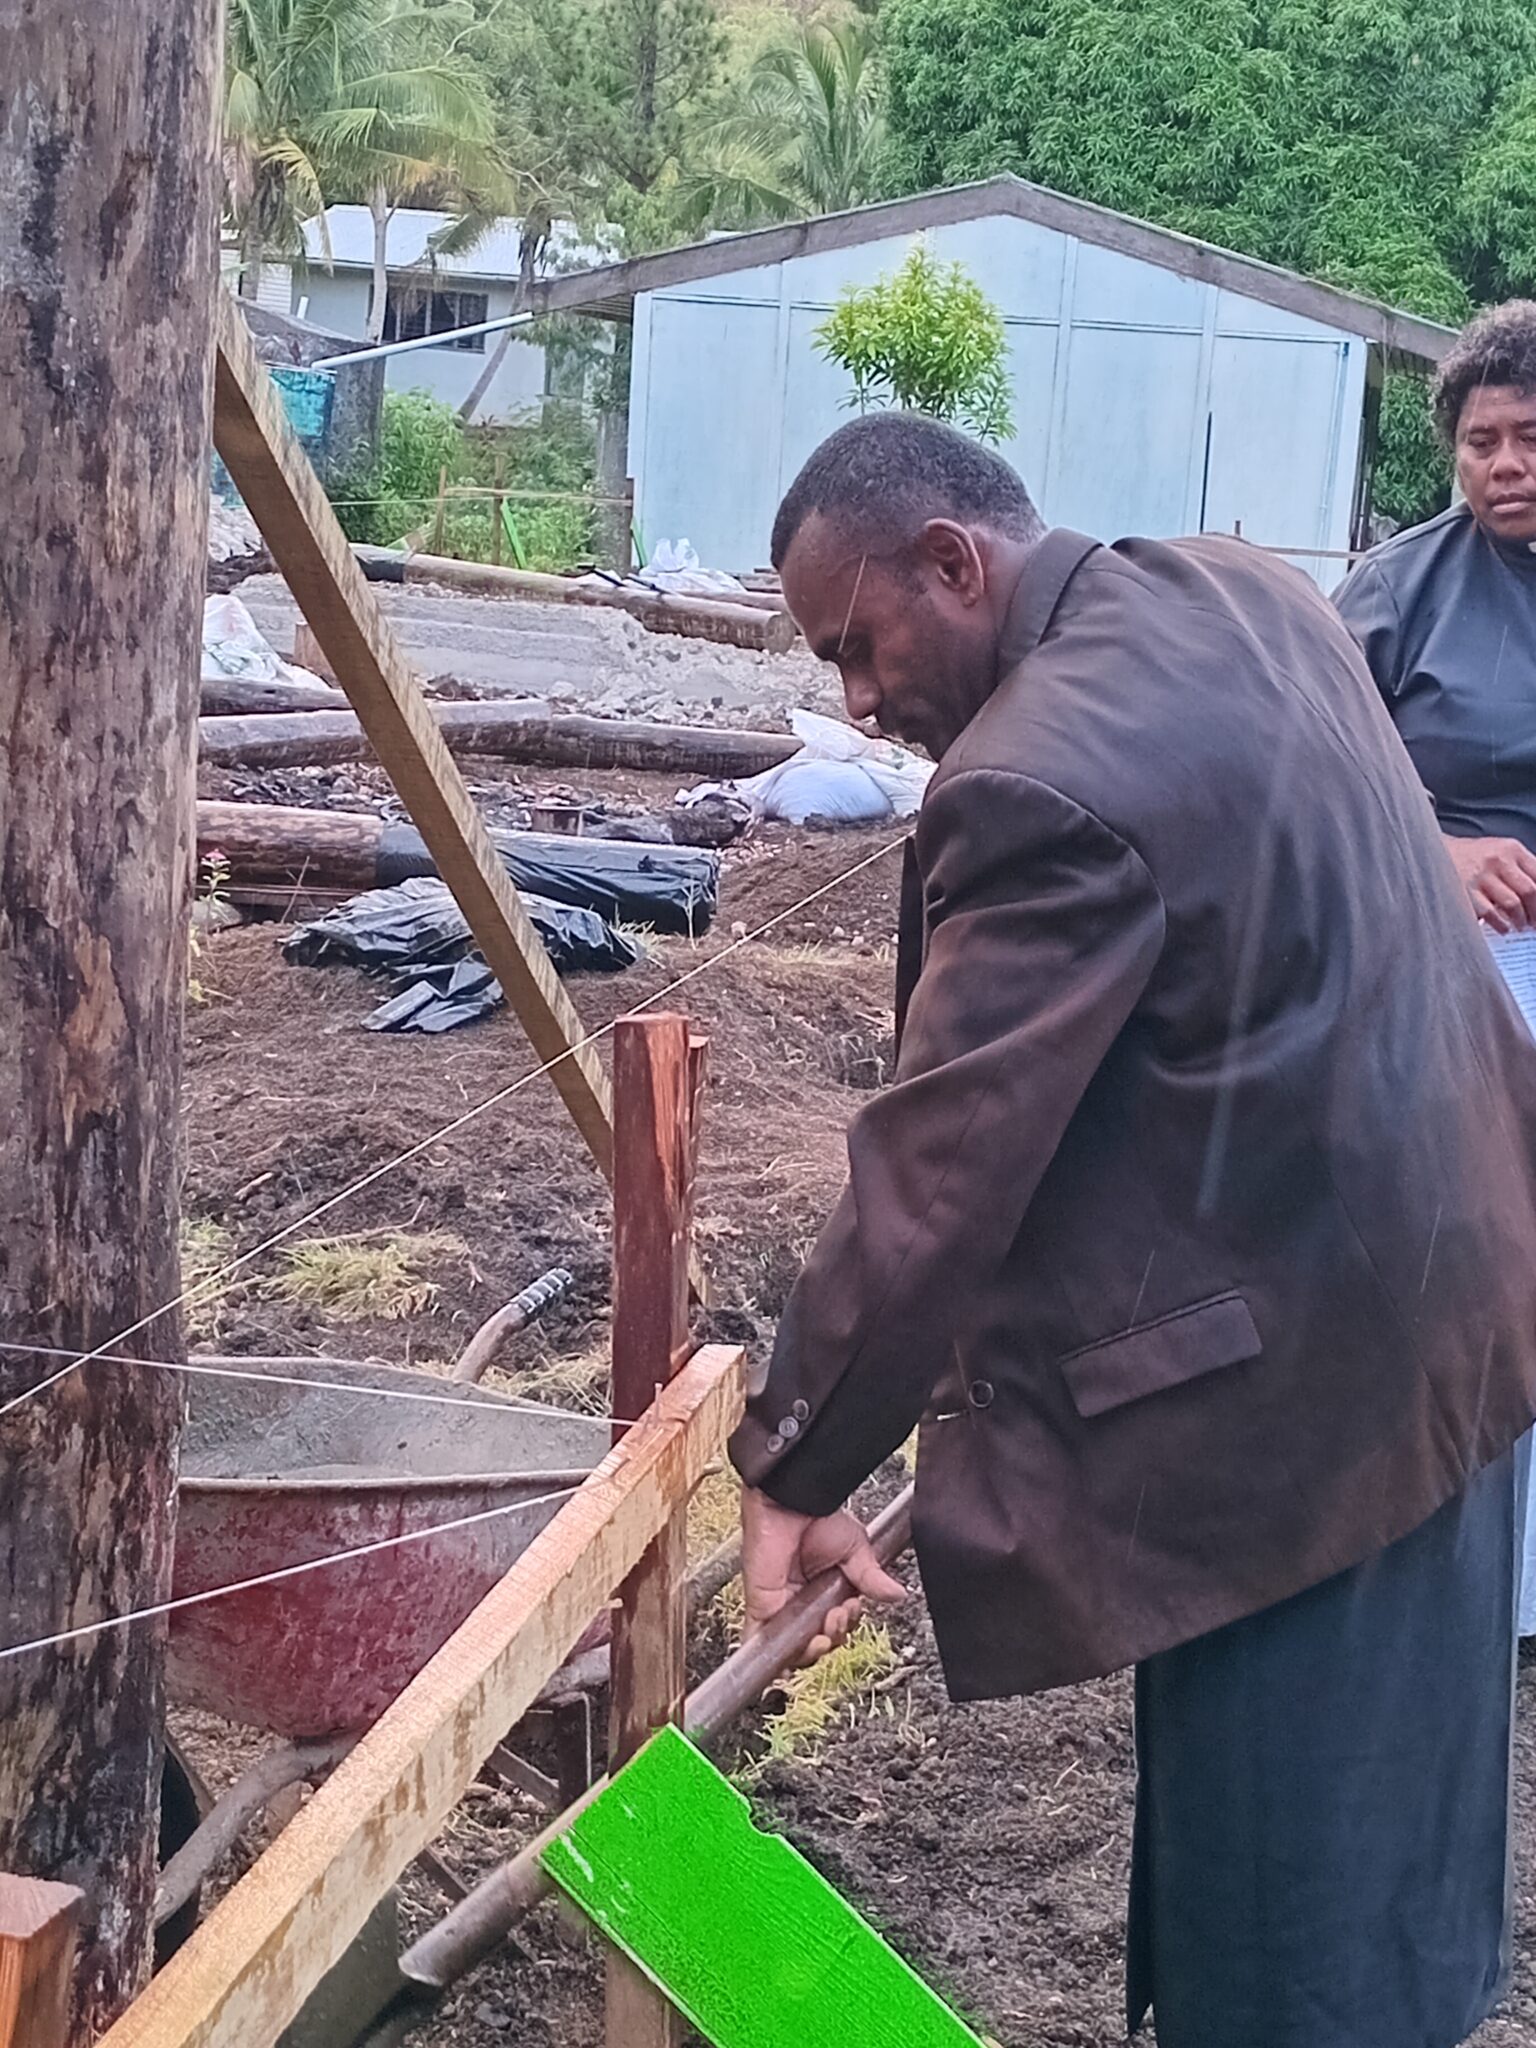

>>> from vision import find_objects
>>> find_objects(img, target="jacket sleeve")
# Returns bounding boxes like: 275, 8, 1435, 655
729, 768, 1167, 1516
1332, 558, 1404, 705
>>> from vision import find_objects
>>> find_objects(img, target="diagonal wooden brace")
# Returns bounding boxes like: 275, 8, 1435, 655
210, 292, 615, 1179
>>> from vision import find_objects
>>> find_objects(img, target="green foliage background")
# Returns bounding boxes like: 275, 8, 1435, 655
881, 0, 1536, 522
335, 386, 598, 570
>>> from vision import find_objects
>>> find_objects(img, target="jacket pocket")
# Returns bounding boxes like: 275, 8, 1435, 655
1058, 1291, 1260, 1419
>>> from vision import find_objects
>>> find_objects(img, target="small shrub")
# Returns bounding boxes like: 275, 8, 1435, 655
816, 240, 1014, 444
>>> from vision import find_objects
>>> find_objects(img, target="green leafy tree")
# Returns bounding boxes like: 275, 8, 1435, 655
484, 0, 724, 250
684, 17, 890, 227
225, 0, 506, 314
880, 0, 1536, 522
817, 240, 1014, 441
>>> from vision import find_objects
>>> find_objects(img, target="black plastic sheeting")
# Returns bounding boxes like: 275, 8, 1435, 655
284, 876, 639, 1033
375, 824, 719, 937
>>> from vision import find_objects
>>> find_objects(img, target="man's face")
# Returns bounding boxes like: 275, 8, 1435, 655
1455, 384, 1536, 542
779, 512, 1001, 761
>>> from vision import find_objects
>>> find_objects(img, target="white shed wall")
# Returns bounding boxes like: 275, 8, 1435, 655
628, 213, 1368, 582
292, 271, 549, 421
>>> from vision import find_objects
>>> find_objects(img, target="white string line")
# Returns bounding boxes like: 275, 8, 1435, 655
0, 1343, 631, 1428
0, 834, 905, 1425
0, 1481, 583, 1665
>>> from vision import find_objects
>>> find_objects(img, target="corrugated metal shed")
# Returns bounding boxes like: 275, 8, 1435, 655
534, 178, 1453, 582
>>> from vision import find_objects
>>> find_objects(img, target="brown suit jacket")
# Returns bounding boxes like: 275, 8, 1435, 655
730, 528, 1536, 1700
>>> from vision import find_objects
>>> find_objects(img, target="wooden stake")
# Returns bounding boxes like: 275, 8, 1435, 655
98, 1347, 744, 2048
491, 453, 505, 568
211, 293, 616, 1179
430, 465, 448, 554
606, 1014, 706, 2048
0, 1878, 83, 2048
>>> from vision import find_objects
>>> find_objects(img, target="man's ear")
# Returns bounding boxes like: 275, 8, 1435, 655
918, 518, 987, 604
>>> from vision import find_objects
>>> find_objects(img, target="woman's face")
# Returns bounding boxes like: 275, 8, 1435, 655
1455, 383, 1536, 543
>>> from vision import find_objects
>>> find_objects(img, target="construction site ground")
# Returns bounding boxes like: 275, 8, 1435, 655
181, 598, 1536, 2047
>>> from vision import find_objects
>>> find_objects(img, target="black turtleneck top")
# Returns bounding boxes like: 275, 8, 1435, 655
1334, 503, 1536, 856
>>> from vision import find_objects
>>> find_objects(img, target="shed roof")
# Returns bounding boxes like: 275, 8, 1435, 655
527, 175, 1454, 364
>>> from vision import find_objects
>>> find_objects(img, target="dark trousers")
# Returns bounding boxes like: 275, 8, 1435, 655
1129, 1449, 1519, 2048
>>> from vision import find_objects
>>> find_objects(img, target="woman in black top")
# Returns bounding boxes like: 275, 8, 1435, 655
1337, 299, 1536, 1630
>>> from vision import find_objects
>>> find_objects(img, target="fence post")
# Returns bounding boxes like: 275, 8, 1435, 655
491, 453, 505, 568
0, 1876, 83, 2048
430, 466, 448, 554
605, 1012, 706, 2048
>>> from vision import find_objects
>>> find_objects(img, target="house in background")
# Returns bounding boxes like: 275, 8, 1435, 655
280, 207, 579, 422
528, 177, 1455, 580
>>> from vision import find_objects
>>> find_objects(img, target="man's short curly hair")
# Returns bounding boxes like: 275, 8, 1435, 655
1431, 300, 1536, 443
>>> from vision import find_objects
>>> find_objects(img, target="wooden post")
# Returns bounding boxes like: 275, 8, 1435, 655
430, 465, 448, 554
0, 1877, 83, 2048
606, 1014, 706, 2048
0, 2, 218, 2032
212, 294, 616, 1178
491, 453, 505, 568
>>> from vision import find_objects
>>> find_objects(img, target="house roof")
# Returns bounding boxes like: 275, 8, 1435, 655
302, 206, 529, 278
526, 175, 1455, 364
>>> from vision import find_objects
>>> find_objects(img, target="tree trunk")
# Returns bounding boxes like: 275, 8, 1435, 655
457, 215, 545, 425
197, 700, 797, 773
0, 2, 218, 2035
239, 215, 263, 303
366, 185, 392, 343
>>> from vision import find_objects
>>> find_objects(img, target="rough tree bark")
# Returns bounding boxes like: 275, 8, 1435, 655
0, 1, 219, 2033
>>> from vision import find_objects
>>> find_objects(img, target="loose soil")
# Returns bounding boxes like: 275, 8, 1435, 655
175, 795, 1536, 2048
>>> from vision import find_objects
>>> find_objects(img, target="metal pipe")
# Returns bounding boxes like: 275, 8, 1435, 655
369, 1485, 914, 2026
155, 1734, 355, 1927
309, 311, 534, 371
452, 1267, 574, 1384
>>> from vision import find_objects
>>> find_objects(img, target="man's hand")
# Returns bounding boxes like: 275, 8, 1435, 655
1443, 833, 1536, 932
740, 1487, 907, 1666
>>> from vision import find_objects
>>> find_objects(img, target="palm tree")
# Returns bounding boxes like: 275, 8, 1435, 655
684, 17, 889, 229
224, 0, 508, 328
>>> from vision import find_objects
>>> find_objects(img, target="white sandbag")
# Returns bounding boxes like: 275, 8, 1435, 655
202, 593, 329, 692
678, 708, 932, 826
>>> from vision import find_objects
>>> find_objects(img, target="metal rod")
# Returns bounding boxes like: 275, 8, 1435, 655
154, 1734, 356, 1927
365, 1485, 914, 2030
309, 311, 535, 371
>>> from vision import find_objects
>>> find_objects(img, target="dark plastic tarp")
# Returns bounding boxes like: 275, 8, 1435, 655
284, 876, 639, 1032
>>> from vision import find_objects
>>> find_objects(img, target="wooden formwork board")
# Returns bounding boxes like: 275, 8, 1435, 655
210, 293, 615, 1179
98, 1345, 744, 2048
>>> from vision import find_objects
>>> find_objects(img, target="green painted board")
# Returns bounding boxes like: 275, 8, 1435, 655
541, 1724, 988, 2048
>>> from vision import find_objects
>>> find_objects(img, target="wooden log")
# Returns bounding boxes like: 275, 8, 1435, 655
196, 802, 384, 891
201, 675, 348, 717
606, 1018, 706, 2048
194, 802, 721, 936
212, 295, 617, 1180
97, 1346, 744, 2048
361, 549, 797, 654
0, 3, 217, 2031
0, 1876, 83, 2048
197, 701, 798, 776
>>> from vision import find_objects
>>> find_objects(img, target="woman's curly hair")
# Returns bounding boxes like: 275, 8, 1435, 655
1432, 300, 1536, 444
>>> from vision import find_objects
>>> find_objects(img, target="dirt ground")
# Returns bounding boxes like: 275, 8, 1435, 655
176, 784, 1536, 2048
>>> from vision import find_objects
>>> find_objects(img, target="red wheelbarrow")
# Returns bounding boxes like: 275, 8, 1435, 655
155, 1353, 611, 1958
169, 1354, 612, 1737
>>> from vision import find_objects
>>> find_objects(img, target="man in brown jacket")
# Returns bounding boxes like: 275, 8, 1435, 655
731, 413, 1536, 2048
